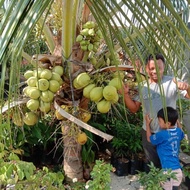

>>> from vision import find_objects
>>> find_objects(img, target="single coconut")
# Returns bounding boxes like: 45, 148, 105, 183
36, 79, 49, 91
90, 86, 103, 102
97, 99, 111, 113
23, 112, 38, 126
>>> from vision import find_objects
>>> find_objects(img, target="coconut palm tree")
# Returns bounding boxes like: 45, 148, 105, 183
1, 0, 190, 182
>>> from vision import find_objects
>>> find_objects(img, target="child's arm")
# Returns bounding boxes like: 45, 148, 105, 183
145, 114, 152, 142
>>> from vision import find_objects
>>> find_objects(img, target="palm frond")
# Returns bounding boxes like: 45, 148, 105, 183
0, 0, 53, 101
89, 0, 190, 74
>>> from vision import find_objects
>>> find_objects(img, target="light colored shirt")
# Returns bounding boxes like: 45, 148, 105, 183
134, 76, 187, 133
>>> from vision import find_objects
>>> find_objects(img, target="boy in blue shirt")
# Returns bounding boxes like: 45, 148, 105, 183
145, 107, 184, 190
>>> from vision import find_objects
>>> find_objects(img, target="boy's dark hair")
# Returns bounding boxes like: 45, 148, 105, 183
157, 107, 178, 126
146, 53, 165, 64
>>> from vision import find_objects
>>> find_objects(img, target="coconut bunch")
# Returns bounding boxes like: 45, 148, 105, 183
89, 51, 123, 70
105, 52, 122, 66
76, 21, 103, 53
22, 65, 64, 125
72, 71, 125, 114
61, 123, 88, 145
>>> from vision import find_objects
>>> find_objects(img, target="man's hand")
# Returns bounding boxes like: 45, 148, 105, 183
173, 78, 189, 90
177, 81, 189, 90
118, 84, 129, 95
145, 114, 152, 142
173, 78, 190, 98
145, 114, 153, 127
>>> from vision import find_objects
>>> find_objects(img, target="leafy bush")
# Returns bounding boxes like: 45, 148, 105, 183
0, 154, 65, 189
138, 162, 177, 190
183, 164, 190, 178
86, 159, 113, 190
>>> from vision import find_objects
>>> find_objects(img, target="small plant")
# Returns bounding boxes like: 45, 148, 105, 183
86, 159, 113, 190
137, 162, 177, 190
126, 124, 143, 158
111, 121, 143, 159
110, 119, 130, 159
69, 178, 86, 190
15, 166, 65, 189
181, 138, 190, 154
183, 164, 190, 178
111, 137, 128, 159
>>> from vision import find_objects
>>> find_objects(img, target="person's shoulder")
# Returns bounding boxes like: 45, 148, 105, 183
162, 75, 175, 85
152, 130, 164, 137
139, 80, 148, 86
156, 129, 168, 137
163, 75, 173, 81
157, 129, 166, 134
176, 127, 184, 133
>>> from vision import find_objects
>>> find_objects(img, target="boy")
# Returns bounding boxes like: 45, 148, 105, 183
145, 107, 184, 190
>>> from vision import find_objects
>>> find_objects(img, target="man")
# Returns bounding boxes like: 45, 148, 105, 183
120, 53, 190, 170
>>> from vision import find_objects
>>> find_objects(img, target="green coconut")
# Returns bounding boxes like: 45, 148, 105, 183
40, 90, 54, 102
24, 70, 34, 79
90, 86, 103, 102
27, 87, 41, 99
110, 93, 119, 104
103, 85, 118, 101
112, 71, 125, 79
76, 72, 91, 88
108, 77, 123, 90
26, 99, 40, 111
39, 100, 51, 113
83, 83, 96, 98
73, 78, 82, 89
97, 99, 111, 113
23, 112, 38, 126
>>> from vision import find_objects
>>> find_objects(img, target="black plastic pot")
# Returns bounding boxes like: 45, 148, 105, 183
184, 176, 190, 190
114, 157, 129, 176
129, 159, 138, 175
128, 154, 145, 175
110, 155, 117, 167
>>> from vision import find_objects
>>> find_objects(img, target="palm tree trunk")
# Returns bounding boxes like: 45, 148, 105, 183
62, 125, 83, 181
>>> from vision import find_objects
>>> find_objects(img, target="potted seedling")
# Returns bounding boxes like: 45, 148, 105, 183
111, 137, 129, 176
183, 164, 190, 188
110, 119, 131, 176
126, 123, 144, 175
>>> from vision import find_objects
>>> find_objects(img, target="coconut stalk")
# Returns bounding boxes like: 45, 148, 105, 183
62, 0, 74, 61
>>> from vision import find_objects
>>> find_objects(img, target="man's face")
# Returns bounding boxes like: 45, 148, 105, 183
146, 59, 165, 82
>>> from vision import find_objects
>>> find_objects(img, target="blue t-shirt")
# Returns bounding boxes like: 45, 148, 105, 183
150, 127, 184, 170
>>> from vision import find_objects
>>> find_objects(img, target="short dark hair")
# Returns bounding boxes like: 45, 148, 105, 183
146, 53, 165, 65
157, 107, 178, 126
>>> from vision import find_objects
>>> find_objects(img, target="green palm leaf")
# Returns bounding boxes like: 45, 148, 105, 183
0, 0, 190, 116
